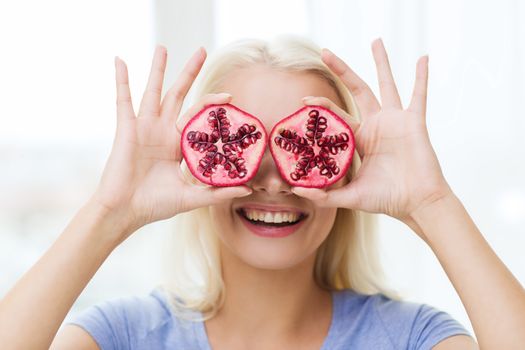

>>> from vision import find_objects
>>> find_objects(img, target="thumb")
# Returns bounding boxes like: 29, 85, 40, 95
291, 187, 329, 203
292, 183, 361, 210
178, 185, 252, 213
210, 186, 253, 201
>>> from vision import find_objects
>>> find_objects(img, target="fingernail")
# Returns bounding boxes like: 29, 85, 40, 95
302, 96, 314, 101
291, 187, 302, 195
219, 92, 232, 98
156, 45, 166, 54
372, 37, 383, 47
191, 47, 205, 59
321, 48, 333, 56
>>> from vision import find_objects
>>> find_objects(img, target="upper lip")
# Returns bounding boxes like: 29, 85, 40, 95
234, 202, 308, 216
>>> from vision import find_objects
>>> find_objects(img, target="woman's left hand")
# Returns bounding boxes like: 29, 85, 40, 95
292, 39, 453, 237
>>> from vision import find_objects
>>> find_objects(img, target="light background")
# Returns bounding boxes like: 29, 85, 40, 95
1, 0, 525, 337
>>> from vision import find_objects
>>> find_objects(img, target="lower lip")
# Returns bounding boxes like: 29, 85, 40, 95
238, 212, 305, 238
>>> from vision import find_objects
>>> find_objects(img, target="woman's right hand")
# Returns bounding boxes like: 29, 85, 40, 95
91, 45, 252, 238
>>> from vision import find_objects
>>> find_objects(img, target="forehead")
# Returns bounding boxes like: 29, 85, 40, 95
217, 64, 343, 130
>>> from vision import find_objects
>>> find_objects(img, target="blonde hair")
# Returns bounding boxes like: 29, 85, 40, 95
160, 36, 398, 322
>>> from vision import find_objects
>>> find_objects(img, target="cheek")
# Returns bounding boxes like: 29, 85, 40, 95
209, 204, 233, 230
313, 208, 339, 240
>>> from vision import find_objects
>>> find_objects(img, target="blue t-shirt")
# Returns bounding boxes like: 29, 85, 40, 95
66, 288, 472, 349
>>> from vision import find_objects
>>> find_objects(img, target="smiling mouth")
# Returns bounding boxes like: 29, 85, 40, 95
236, 208, 308, 227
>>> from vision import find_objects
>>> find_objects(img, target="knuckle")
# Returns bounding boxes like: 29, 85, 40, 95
150, 86, 163, 95
116, 97, 132, 106
170, 87, 185, 101
378, 79, 395, 87
350, 83, 368, 97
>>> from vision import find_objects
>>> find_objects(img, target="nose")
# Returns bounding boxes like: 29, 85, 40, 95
249, 150, 292, 196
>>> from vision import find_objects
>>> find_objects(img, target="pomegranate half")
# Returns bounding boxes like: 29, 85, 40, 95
269, 105, 355, 188
181, 104, 267, 187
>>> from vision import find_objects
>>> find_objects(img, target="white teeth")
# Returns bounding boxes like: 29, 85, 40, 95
242, 209, 302, 224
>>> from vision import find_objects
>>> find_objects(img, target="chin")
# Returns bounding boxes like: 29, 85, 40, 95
234, 240, 316, 270
217, 218, 324, 272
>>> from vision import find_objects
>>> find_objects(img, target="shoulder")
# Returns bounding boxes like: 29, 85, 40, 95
66, 288, 200, 349
332, 289, 473, 349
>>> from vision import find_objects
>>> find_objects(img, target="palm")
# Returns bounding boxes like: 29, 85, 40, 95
350, 108, 445, 219
93, 46, 250, 231
124, 117, 181, 220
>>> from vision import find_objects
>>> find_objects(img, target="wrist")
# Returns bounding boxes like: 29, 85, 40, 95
81, 195, 139, 247
408, 187, 458, 235
398, 184, 455, 241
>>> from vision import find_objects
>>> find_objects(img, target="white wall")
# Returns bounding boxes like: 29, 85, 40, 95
0, 0, 163, 316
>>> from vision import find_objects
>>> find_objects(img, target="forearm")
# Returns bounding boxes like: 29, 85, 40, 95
410, 191, 525, 349
0, 199, 129, 349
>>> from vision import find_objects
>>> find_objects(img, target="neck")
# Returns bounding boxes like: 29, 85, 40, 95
205, 242, 332, 343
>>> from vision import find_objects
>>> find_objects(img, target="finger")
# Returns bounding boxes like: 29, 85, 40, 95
321, 48, 380, 118
302, 96, 360, 134
175, 93, 232, 134
408, 55, 429, 117
322, 184, 361, 209
371, 38, 402, 109
161, 47, 207, 122
209, 186, 253, 201
292, 182, 361, 209
114, 56, 135, 122
138, 45, 167, 118
185, 185, 252, 210
291, 187, 329, 203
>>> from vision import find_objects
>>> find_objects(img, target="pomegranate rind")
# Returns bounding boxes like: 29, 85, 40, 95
269, 105, 355, 188
181, 103, 268, 187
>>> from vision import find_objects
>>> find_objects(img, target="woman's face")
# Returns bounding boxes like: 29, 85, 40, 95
209, 64, 345, 270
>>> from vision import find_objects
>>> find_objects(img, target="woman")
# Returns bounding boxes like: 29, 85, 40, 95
1, 36, 524, 349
